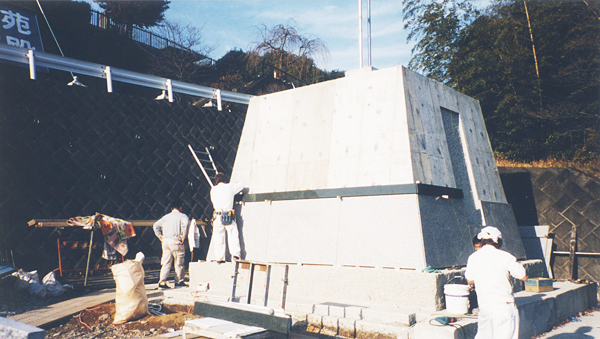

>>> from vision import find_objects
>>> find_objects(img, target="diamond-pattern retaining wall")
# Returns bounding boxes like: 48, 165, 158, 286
499, 167, 600, 283
0, 64, 248, 275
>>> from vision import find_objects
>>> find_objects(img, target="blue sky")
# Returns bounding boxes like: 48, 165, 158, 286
83, 0, 415, 72
165, 1, 413, 72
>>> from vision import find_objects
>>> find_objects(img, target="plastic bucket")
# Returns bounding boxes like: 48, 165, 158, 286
444, 284, 470, 314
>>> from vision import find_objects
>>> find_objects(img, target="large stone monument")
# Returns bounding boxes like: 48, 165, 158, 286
231, 66, 525, 270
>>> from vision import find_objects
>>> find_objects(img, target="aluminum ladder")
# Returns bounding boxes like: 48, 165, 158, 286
188, 144, 218, 187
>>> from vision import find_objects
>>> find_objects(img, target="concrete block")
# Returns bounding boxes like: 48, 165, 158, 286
306, 314, 322, 333
313, 304, 329, 316
284, 302, 314, 315
322, 315, 339, 334
329, 305, 346, 318
356, 320, 409, 339
361, 308, 415, 327
290, 313, 307, 332
0, 317, 45, 339
339, 317, 357, 338
345, 306, 364, 320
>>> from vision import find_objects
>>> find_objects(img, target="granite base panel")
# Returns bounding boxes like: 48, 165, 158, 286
185, 260, 546, 313
0, 317, 45, 339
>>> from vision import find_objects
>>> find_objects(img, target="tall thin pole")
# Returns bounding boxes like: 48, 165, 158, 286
358, 0, 363, 68
367, 0, 372, 67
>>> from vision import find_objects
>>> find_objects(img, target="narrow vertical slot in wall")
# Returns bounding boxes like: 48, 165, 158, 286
441, 107, 480, 227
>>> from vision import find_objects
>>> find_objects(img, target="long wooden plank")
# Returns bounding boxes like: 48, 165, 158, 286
8, 288, 116, 327
28, 219, 156, 227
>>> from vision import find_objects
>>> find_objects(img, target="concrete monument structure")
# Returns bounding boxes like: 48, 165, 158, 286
231, 66, 525, 269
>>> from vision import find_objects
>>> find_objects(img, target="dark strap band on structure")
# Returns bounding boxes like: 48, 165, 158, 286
242, 183, 463, 202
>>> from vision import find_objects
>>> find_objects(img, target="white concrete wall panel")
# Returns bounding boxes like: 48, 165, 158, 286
328, 74, 362, 188
232, 96, 262, 185
239, 194, 430, 269
336, 195, 426, 269
238, 200, 272, 261
252, 91, 294, 192
286, 83, 335, 191
389, 69, 414, 185
264, 199, 341, 264
355, 69, 397, 186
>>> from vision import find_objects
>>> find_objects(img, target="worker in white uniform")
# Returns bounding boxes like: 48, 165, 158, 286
153, 200, 189, 289
465, 226, 528, 339
208, 172, 244, 263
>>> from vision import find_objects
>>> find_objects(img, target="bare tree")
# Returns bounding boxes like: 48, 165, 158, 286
146, 20, 216, 83
249, 19, 328, 82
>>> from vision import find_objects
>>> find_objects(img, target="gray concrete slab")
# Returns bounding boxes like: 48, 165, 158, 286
536, 306, 600, 339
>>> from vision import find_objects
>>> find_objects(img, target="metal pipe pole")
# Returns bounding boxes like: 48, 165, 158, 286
368, 0, 372, 67
358, 0, 363, 68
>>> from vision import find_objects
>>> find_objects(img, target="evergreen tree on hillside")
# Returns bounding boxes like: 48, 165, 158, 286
403, 0, 600, 161
94, 0, 170, 37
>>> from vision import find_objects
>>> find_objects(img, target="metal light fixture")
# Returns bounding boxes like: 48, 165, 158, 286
67, 76, 87, 87
155, 90, 167, 100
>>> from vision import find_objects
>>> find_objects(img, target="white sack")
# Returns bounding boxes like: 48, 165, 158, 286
111, 260, 148, 324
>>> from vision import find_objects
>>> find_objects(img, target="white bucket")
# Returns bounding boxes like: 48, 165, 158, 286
444, 284, 470, 314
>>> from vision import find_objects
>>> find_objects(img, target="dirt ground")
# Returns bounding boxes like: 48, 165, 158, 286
0, 274, 200, 338
45, 302, 200, 338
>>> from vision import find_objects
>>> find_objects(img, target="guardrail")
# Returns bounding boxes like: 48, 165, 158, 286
0, 43, 253, 105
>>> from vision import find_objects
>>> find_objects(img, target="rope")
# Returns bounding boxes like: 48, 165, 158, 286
148, 303, 165, 316
35, 0, 74, 78
78, 310, 93, 331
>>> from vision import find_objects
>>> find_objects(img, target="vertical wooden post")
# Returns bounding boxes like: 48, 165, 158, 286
231, 261, 239, 301
57, 238, 63, 277
84, 229, 94, 287
263, 265, 272, 307
247, 263, 256, 304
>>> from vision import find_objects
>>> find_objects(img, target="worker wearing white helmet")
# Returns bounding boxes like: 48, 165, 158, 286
465, 226, 528, 339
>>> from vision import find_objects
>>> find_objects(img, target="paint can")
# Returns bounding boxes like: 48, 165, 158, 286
444, 284, 470, 314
